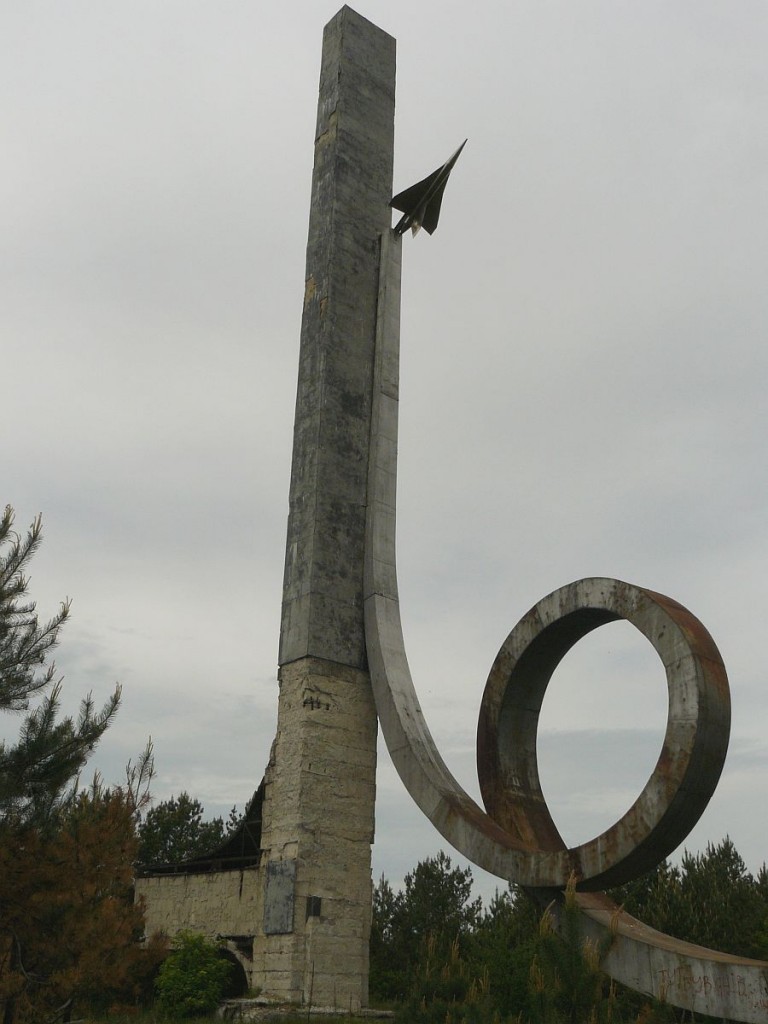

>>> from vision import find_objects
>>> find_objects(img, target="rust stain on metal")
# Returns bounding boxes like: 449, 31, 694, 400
471, 578, 731, 893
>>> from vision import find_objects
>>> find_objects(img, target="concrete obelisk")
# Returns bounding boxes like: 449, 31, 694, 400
252, 8, 396, 1010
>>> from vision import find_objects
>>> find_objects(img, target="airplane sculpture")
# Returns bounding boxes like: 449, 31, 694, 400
390, 139, 467, 236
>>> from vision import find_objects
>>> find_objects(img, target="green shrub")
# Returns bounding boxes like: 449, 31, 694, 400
154, 931, 232, 1018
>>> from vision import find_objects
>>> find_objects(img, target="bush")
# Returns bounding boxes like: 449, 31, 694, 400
154, 932, 232, 1018
395, 935, 501, 1024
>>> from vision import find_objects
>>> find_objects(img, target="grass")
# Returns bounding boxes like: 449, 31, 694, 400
91, 1012, 378, 1024
90, 1015, 220, 1024
91, 1014, 217, 1024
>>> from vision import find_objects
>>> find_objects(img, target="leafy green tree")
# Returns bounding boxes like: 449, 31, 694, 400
154, 932, 231, 1019
0, 507, 120, 827
137, 792, 239, 866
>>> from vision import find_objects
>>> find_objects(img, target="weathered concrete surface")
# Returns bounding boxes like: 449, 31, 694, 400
137, 869, 261, 940
260, 5, 395, 1009
478, 578, 731, 890
279, 4, 396, 670
135, 868, 261, 984
253, 657, 377, 1009
366, 504, 731, 891
578, 892, 768, 1023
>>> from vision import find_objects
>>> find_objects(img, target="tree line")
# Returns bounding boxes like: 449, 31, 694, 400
370, 843, 768, 1022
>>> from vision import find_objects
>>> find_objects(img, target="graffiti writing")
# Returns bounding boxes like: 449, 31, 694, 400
657, 966, 768, 1013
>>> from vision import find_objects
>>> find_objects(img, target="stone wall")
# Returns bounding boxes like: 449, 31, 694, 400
136, 868, 262, 984
135, 657, 378, 1009
252, 658, 377, 1009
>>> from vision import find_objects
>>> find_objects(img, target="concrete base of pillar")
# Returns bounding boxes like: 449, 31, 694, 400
253, 656, 378, 1010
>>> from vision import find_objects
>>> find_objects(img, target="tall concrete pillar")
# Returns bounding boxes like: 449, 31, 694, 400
253, 7, 396, 1010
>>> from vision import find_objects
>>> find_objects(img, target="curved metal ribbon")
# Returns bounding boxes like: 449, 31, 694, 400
363, 232, 768, 1023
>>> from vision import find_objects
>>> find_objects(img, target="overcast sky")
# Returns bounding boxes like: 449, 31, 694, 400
3, 1, 767, 902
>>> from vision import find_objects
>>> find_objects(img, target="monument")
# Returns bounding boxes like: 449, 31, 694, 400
138, 7, 768, 1020
137, 8, 393, 1010
254, 4, 393, 1006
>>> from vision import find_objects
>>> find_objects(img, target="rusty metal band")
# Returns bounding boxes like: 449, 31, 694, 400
477, 578, 731, 890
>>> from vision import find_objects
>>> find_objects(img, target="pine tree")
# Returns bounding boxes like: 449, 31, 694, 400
0, 756, 164, 1022
469, 885, 539, 1017
0, 507, 120, 827
0, 506, 160, 1023
369, 852, 482, 1002
529, 876, 616, 1024
611, 838, 767, 959
137, 791, 235, 866
370, 874, 400, 1000
676, 837, 765, 958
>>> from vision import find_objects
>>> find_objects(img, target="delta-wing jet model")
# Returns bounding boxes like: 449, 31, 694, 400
390, 139, 467, 236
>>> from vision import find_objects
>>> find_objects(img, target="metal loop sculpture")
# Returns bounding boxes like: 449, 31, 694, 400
477, 579, 730, 892
364, 232, 768, 1022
